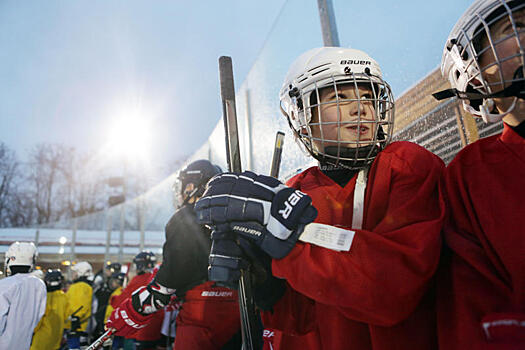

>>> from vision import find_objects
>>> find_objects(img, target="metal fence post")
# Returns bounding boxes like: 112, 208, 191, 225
71, 217, 77, 262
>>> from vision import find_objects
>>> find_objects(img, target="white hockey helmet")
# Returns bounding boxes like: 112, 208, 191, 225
280, 47, 394, 169
4, 241, 38, 276
437, 0, 525, 123
71, 261, 93, 279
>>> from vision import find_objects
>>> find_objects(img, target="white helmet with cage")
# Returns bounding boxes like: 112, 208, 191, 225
280, 47, 395, 169
437, 0, 525, 123
71, 261, 93, 279
4, 241, 38, 276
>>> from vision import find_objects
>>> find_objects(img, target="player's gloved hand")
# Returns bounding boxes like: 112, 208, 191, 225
131, 280, 175, 315
70, 315, 81, 332
195, 171, 318, 259
208, 229, 250, 289
207, 224, 286, 309
237, 237, 286, 311
106, 298, 150, 337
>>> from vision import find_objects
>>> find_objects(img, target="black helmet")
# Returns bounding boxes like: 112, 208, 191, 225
105, 262, 122, 273
109, 271, 126, 287
133, 251, 157, 272
44, 269, 64, 292
178, 159, 222, 200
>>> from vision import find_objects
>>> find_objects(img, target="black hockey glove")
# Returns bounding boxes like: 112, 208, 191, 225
208, 227, 286, 309
131, 280, 175, 315
195, 171, 318, 259
237, 237, 286, 311
208, 229, 250, 290
70, 315, 81, 332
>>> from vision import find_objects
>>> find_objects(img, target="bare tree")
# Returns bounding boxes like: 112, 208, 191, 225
27, 143, 72, 224
0, 143, 21, 226
60, 150, 106, 219
5, 189, 35, 227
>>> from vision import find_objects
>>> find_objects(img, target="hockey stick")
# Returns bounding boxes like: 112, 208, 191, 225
85, 328, 114, 350
269, 132, 285, 178
218, 55, 259, 350
66, 305, 83, 321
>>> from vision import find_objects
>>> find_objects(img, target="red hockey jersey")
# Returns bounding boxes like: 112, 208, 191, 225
437, 123, 525, 349
173, 281, 240, 350
262, 141, 445, 350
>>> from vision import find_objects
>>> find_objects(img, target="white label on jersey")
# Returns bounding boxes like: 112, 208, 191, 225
201, 290, 234, 297
299, 223, 355, 252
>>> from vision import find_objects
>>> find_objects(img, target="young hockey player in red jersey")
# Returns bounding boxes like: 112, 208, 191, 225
109, 252, 164, 350
107, 160, 241, 350
434, 0, 525, 348
194, 46, 446, 350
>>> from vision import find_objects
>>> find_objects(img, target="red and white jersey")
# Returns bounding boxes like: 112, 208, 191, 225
262, 141, 445, 350
438, 123, 525, 349
113, 271, 164, 342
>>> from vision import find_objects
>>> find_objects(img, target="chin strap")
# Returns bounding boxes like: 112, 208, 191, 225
432, 79, 525, 102
178, 186, 200, 208
352, 167, 369, 230
464, 97, 517, 123
432, 67, 524, 123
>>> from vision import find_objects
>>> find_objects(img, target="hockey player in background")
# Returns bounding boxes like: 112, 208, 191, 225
0, 241, 46, 350
107, 160, 242, 350
103, 272, 126, 350
194, 47, 446, 350
66, 261, 93, 350
110, 251, 164, 350
31, 269, 69, 350
92, 261, 122, 339
434, 0, 525, 348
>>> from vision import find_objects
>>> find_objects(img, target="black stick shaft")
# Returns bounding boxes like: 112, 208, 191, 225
219, 56, 258, 350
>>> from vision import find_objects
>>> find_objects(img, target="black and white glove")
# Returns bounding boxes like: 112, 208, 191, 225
131, 280, 175, 315
195, 171, 318, 259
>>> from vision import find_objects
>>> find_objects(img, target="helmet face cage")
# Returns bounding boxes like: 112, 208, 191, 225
280, 47, 395, 170
175, 160, 221, 204
286, 73, 394, 169
442, 0, 525, 120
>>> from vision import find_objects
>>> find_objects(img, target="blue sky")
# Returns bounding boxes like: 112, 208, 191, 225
0, 0, 473, 174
